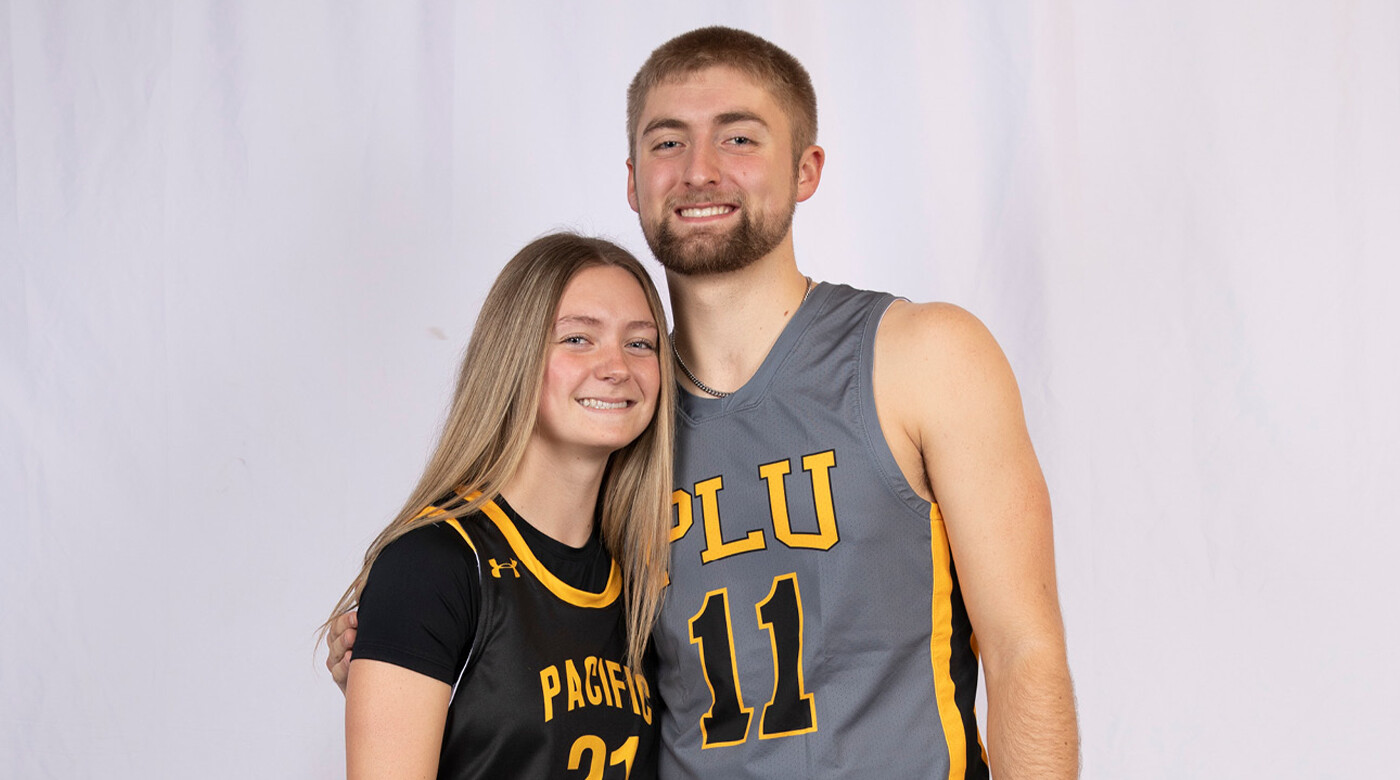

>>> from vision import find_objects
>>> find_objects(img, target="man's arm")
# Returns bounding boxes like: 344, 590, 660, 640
326, 610, 357, 694
875, 301, 1079, 778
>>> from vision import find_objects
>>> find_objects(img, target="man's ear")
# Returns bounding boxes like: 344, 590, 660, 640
626, 158, 640, 213
795, 145, 825, 203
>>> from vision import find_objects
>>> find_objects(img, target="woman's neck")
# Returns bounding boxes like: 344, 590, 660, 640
498, 444, 607, 548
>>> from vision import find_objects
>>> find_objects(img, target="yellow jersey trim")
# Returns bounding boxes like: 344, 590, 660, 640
416, 503, 479, 554
928, 502, 968, 780
455, 488, 622, 609
443, 517, 478, 553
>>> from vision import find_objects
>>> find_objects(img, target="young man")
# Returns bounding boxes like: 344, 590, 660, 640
331, 26, 1078, 778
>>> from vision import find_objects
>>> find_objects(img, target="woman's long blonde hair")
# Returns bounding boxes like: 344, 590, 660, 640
324, 233, 674, 668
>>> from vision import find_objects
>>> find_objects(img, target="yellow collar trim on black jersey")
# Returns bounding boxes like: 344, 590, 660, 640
417, 504, 480, 554
455, 489, 622, 609
443, 517, 478, 553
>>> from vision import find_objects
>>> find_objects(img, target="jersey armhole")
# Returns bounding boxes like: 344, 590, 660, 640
863, 296, 940, 520
443, 518, 485, 705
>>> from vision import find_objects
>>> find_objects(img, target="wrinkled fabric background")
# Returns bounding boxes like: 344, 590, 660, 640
2, 2, 1396, 777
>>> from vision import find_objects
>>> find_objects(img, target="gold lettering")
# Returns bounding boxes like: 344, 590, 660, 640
671, 489, 693, 542
605, 660, 629, 709
801, 450, 840, 549
540, 665, 561, 722
762, 452, 840, 550
634, 670, 652, 724
697, 475, 766, 563
598, 657, 616, 707
584, 657, 604, 706
566, 659, 584, 712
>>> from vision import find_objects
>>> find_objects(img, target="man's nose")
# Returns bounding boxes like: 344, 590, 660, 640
684, 143, 720, 187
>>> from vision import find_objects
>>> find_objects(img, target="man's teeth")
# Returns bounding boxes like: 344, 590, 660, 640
680, 205, 733, 218
579, 399, 628, 410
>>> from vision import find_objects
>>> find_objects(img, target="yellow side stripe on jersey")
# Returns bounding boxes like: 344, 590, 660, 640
454, 489, 622, 609
929, 502, 968, 780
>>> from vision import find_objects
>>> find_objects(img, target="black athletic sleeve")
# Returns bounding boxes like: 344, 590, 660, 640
353, 522, 480, 685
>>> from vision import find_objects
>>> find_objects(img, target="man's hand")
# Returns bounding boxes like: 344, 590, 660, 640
326, 611, 358, 694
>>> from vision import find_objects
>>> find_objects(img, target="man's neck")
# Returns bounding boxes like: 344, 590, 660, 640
667, 237, 811, 396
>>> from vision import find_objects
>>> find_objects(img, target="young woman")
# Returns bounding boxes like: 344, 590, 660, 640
324, 233, 674, 779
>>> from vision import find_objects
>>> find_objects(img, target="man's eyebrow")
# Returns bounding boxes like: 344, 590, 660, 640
715, 111, 767, 128
640, 112, 768, 137
641, 117, 688, 137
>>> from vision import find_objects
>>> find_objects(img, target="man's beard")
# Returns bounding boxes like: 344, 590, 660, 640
643, 197, 796, 276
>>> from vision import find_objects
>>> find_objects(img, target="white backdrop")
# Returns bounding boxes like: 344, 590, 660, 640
3, 1, 1397, 777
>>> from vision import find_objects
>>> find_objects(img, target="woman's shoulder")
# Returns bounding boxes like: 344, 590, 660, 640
357, 520, 482, 684
376, 520, 479, 571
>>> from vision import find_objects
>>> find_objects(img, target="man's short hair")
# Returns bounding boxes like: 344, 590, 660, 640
627, 26, 818, 166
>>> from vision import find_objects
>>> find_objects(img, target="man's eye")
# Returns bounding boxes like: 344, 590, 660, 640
654, 140, 681, 150
730, 136, 753, 145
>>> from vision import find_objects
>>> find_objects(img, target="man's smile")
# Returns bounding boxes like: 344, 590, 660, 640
678, 204, 736, 219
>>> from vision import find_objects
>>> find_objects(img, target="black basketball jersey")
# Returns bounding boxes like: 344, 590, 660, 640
436, 495, 658, 779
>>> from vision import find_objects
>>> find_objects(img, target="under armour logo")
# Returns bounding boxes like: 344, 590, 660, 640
489, 558, 520, 578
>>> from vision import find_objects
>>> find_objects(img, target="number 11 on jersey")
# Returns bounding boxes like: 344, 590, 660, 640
687, 573, 818, 749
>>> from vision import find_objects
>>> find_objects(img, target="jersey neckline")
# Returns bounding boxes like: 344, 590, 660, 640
451, 489, 622, 608
676, 281, 832, 423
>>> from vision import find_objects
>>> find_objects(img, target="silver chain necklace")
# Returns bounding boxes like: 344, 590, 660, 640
672, 277, 815, 399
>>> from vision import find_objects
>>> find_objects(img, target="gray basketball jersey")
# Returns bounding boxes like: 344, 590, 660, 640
654, 283, 988, 779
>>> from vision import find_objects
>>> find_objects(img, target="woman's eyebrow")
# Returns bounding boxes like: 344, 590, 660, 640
555, 315, 657, 331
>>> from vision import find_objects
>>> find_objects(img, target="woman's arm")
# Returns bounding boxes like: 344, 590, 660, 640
346, 658, 451, 779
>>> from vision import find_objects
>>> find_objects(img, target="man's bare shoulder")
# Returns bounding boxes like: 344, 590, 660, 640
872, 300, 1024, 501
876, 299, 1015, 401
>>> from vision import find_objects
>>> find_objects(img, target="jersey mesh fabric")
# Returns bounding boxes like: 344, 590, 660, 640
653, 283, 988, 779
